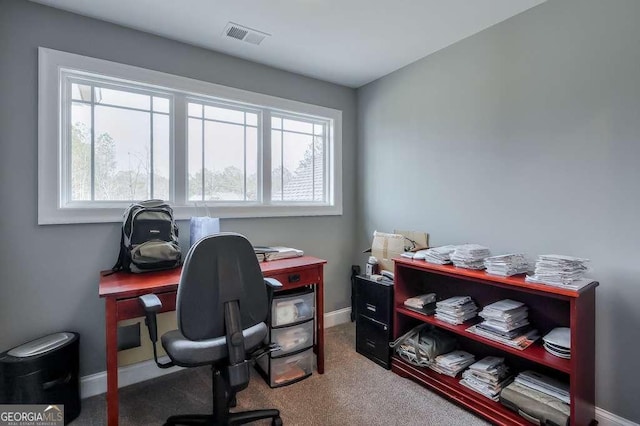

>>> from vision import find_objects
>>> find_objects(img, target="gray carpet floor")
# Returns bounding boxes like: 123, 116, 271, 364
75, 323, 490, 425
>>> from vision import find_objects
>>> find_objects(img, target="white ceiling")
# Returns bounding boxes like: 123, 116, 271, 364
30, 0, 546, 88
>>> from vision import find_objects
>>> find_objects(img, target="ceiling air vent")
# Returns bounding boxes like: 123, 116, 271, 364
223, 22, 270, 45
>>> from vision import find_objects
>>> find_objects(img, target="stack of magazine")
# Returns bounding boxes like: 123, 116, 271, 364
525, 254, 590, 289
429, 350, 476, 377
513, 370, 570, 405
435, 296, 478, 325
466, 299, 539, 350
450, 244, 491, 269
420, 245, 458, 265
254, 246, 303, 262
403, 293, 437, 315
483, 254, 529, 277
460, 356, 511, 401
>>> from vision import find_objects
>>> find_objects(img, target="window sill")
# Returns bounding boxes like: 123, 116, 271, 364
37, 204, 343, 225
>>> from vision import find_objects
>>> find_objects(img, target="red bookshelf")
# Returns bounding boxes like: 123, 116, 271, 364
392, 258, 597, 426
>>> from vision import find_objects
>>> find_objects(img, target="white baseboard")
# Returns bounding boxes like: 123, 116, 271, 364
81, 357, 182, 399
323, 307, 352, 328
596, 407, 639, 426
81, 308, 353, 399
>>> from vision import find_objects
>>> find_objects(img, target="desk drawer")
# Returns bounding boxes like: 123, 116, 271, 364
267, 267, 320, 288
117, 291, 176, 320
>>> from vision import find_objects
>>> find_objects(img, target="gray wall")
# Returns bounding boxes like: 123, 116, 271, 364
357, 0, 640, 421
0, 0, 357, 376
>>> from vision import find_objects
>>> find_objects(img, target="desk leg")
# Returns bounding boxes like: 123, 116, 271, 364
317, 269, 324, 374
105, 297, 119, 426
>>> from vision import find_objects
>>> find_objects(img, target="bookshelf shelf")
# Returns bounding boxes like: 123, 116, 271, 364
392, 258, 597, 426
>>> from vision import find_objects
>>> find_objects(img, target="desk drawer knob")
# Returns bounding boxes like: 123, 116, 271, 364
288, 274, 300, 283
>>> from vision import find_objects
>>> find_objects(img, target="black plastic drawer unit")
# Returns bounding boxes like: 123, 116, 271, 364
355, 275, 393, 369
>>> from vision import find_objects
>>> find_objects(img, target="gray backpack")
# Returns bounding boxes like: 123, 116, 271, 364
111, 200, 182, 273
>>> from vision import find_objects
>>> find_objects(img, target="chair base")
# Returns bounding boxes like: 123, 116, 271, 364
164, 409, 281, 426
163, 367, 281, 426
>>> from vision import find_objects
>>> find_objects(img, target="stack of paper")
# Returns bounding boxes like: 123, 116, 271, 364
466, 299, 539, 350
543, 327, 571, 359
525, 254, 590, 289
460, 356, 511, 401
484, 254, 529, 277
429, 350, 476, 377
514, 370, 570, 405
404, 293, 437, 315
435, 296, 478, 325
419, 245, 458, 265
450, 244, 491, 269
262, 246, 304, 261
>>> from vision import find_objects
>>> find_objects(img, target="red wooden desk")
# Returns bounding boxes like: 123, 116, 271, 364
99, 256, 327, 426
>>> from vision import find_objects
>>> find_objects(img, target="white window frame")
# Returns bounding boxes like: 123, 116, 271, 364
38, 47, 342, 224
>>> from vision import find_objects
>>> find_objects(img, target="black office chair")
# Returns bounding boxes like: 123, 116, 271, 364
139, 233, 283, 426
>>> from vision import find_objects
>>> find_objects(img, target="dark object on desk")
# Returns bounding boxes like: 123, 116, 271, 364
0, 332, 80, 424
110, 199, 181, 274
138, 232, 282, 426
355, 275, 393, 369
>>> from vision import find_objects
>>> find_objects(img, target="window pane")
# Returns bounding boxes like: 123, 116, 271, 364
246, 112, 258, 127
188, 118, 203, 201
246, 127, 258, 201
282, 132, 314, 201
71, 83, 92, 102
203, 121, 245, 201
204, 105, 244, 124
94, 105, 151, 200
153, 97, 170, 114
314, 123, 324, 136
188, 102, 203, 118
283, 118, 313, 134
153, 113, 170, 200
96, 87, 150, 110
271, 117, 282, 130
271, 130, 283, 201
70, 102, 92, 201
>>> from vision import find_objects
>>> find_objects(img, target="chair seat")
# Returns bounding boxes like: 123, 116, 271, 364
161, 322, 268, 367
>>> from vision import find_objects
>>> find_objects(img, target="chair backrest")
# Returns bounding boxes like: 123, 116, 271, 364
176, 233, 268, 341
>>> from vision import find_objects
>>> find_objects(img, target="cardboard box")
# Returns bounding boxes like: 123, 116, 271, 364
365, 230, 430, 273
370, 231, 405, 273
394, 230, 429, 252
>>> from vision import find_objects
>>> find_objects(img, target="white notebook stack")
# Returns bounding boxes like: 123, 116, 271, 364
483, 254, 529, 277
460, 356, 511, 401
435, 296, 478, 325
429, 350, 476, 377
466, 299, 539, 350
420, 245, 458, 265
514, 370, 570, 405
526, 254, 590, 289
450, 244, 491, 270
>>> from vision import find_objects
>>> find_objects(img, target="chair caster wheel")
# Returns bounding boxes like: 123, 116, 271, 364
271, 416, 283, 426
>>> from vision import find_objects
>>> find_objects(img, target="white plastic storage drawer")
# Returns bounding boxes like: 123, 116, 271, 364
271, 289, 315, 327
257, 348, 313, 387
270, 319, 313, 357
